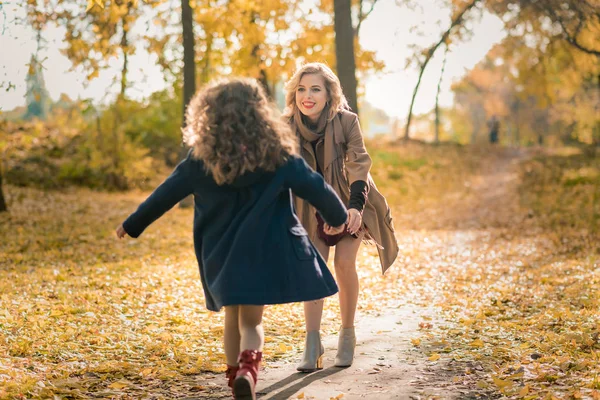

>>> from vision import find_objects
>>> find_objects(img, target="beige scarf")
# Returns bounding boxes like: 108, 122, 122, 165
293, 105, 329, 143
289, 107, 353, 241
290, 105, 346, 180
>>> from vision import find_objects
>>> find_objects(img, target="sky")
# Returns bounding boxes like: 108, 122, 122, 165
0, 0, 506, 119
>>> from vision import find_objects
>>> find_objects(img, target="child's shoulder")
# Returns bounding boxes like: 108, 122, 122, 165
278, 154, 310, 175
180, 153, 217, 186
183, 154, 207, 173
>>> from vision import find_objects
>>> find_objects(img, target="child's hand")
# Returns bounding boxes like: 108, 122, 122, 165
324, 223, 344, 235
116, 224, 128, 239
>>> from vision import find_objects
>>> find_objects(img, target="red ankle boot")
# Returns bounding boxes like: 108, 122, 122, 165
225, 364, 239, 392
233, 350, 262, 400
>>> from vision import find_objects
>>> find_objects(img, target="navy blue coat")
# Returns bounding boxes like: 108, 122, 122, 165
122, 153, 348, 311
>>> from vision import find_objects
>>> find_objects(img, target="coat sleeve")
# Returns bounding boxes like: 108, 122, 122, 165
285, 156, 348, 227
122, 154, 195, 238
343, 113, 372, 185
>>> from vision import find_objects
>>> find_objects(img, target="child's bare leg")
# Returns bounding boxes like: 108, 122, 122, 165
238, 305, 264, 350
224, 305, 240, 365
233, 305, 264, 398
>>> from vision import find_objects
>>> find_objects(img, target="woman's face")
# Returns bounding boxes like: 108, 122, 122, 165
295, 73, 328, 123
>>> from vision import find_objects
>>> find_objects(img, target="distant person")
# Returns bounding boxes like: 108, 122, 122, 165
115, 78, 348, 400
283, 62, 399, 371
488, 115, 500, 144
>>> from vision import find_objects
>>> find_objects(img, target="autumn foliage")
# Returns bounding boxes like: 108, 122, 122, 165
1, 0, 600, 398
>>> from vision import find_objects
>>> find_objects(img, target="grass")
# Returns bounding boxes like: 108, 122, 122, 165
518, 146, 600, 234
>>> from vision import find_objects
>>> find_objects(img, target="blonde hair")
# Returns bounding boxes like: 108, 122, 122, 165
183, 78, 298, 185
283, 62, 350, 120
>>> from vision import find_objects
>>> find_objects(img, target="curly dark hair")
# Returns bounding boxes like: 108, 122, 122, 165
183, 78, 298, 185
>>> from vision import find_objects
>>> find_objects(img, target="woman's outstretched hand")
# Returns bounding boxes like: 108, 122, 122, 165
346, 208, 362, 235
116, 224, 128, 239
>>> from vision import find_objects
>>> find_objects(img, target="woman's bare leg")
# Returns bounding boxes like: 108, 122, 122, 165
304, 237, 330, 331
333, 234, 362, 328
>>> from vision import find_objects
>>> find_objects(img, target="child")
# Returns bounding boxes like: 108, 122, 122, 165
115, 78, 348, 400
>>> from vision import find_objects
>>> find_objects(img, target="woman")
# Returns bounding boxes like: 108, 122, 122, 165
283, 63, 399, 371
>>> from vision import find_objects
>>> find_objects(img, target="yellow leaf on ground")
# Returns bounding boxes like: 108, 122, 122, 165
108, 380, 130, 389
428, 353, 441, 361
470, 339, 484, 348
492, 375, 513, 390
411, 338, 421, 346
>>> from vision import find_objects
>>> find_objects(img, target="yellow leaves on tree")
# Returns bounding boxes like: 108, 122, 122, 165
59, 0, 383, 99
86, 0, 150, 12
450, 9, 600, 145
86, 0, 105, 12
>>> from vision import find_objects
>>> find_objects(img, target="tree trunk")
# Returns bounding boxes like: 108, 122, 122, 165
514, 115, 520, 146
511, 99, 520, 146
334, 0, 359, 114
0, 162, 7, 212
470, 121, 479, 144
405, 0, 481, 140
182, 0, 196, 126
595, 73, 600, 146
200, 36, 213, 85
259, 69, 271, 98
434, 44, 449, 144
179, 0, 196, 208
250, 43, 272, 98
120, 10, 129, 98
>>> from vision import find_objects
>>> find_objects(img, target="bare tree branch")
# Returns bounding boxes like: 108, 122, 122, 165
404, 0, 482, 140
541, 1, 600, 57
434, 43, 449, 144
355, 0, 378, 37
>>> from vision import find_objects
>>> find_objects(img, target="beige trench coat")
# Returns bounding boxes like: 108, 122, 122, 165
293, 110, 399, 274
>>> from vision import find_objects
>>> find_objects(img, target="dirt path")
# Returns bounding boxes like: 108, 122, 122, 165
193, 148, 534, 400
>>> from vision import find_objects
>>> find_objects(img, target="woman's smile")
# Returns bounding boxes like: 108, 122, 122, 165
296, 73, 328, 122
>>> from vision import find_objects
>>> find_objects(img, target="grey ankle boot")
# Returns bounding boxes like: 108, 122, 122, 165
334, 327, 356, 367
296, 331, 324, 372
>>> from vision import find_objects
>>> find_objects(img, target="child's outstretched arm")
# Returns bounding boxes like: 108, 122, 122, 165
116, 225, 127, 239
284, 156, 348, 229
116, 154, 195, 239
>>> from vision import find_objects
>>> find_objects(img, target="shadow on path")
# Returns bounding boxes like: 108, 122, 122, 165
258, 367, 344, 399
